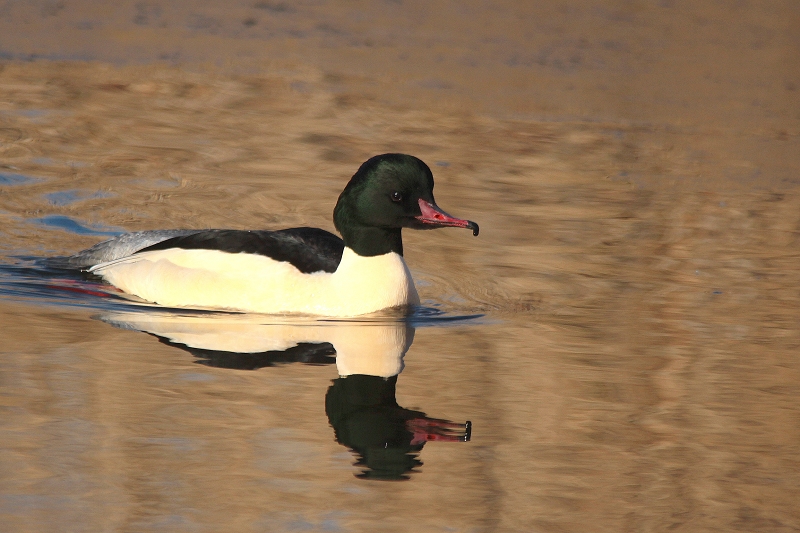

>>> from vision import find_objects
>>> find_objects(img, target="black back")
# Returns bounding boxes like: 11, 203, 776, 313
138, 227, 345, 274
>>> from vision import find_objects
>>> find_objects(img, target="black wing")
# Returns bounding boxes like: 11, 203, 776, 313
137, 227, 345, 274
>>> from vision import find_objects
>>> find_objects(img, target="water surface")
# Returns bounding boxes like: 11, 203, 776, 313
1, 2, 800, 532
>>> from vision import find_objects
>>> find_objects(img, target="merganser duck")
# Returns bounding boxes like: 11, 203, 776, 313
70, 154, 478, 316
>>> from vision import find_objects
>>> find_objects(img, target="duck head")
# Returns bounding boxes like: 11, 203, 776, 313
333, 154, 479, 257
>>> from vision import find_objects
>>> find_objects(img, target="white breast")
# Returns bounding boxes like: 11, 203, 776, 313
90, 247, 420, 316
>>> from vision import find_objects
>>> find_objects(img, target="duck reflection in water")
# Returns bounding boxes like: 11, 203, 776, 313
100, 312, 471, 480
326, 373, 471, 480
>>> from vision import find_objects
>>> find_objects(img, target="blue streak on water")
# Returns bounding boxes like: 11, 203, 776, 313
0, 258, 137, 313
0, 172, 42, 185
12, 109, 50, 119
44, 190, 113, 206
32, 215, 122, 236
407, 305, 485, 328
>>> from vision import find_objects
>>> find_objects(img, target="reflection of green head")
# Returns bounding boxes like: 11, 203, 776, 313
355, 446, 422, 481
325, 374, 425, 481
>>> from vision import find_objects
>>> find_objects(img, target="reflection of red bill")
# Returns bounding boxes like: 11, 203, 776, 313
407, 418, 472, 445
415, 199, 480, 236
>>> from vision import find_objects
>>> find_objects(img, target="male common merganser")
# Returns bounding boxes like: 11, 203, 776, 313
70, 153, 478, 316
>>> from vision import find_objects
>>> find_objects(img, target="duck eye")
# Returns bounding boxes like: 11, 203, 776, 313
390, 191, 403, 203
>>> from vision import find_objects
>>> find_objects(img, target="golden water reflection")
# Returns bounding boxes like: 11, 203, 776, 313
99, 311, 472, 481
0, 11, 799, 529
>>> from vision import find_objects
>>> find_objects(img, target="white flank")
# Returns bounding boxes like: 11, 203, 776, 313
90, 247, 420, 316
